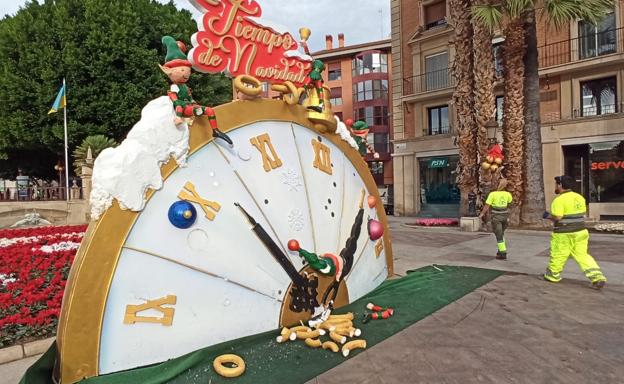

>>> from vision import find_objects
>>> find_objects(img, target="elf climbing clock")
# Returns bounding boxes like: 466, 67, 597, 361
54, 2, 392, 383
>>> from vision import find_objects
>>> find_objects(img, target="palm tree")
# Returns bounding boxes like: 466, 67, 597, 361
473, 0, 614, 224
471, 0, 497, 203
73, 135, 117, 176
450, 0, 478, 215
501, 18, 526, 224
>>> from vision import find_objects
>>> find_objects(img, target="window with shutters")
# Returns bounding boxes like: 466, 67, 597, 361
580, 77, 617, 117
424, 52, 449, 91
352, 52, 388, 76
330, 87, 342, 106
424, 1, 446, 30
579, 11, 616, 59
328, 62, 342, 81
427, 105, 450, 135
495, 96, 504, 126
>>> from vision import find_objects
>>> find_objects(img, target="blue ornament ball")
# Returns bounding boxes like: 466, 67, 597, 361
168, 200, 197, 229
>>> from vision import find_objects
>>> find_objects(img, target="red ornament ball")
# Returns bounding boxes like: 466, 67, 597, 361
367, 195, 377, 209
288, 239, 300, 251
345, 118, 354, 127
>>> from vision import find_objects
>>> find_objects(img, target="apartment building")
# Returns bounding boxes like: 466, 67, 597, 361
312, 36, 394, 206
391, 0, 624, 220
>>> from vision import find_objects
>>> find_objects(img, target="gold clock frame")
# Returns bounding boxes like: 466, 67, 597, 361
56, 99, 394, 383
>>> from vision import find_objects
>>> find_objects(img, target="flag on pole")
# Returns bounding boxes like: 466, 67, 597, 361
48, 84, 66, 114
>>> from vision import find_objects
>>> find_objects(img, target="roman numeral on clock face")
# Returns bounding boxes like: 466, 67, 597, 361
123, 295, 177, 326
250, 133, 283, 172
312, 139, 332, 175
375, 239, 384, 258
178, 181, 221, 220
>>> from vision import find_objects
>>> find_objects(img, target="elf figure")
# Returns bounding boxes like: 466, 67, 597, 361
159, 36, 232, 145
346, 119, 379, 158
303, 59, 326, 112
287, 239, 344, 281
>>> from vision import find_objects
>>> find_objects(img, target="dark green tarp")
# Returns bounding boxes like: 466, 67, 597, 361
21, 265, 503, 384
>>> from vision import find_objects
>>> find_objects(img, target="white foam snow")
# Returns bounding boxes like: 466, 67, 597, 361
90, 96, 190, 220
284, 50, 313, 61
334, 116, 358, 149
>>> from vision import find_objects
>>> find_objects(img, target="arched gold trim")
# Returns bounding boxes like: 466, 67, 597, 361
57, 99, 393, 384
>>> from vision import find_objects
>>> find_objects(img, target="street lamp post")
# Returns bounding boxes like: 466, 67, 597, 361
486, 119, 499, 143
54, 161, 64, 200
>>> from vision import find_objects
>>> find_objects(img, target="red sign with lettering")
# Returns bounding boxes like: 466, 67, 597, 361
591, 161, 624, 170
188, 0, 312, 86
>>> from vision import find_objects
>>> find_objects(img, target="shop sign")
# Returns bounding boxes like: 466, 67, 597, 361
188, 0, 312, 86
428, 158, 448, 168
591, 160, 623, 170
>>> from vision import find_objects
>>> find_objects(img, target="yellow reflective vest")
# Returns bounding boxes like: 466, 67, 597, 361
551, 191, 586, 233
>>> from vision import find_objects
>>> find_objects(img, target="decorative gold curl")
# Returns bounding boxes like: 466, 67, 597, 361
234, 75, 262, 97
271, 81, 301, 105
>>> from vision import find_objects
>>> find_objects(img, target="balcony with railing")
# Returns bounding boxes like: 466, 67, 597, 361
538, 27, 624, 68
574, 103, 620, 118
0, 186, 84, 201
403, 68, 455, 96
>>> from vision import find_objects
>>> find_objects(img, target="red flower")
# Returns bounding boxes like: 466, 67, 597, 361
0, 224, 86, 347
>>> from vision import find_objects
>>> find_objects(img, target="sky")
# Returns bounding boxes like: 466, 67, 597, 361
0, 0, 391, 51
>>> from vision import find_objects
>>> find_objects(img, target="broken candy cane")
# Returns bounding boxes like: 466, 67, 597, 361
329, 331, 347, 344
342, 339, 367, 357
328, 313, 354, 321
296, 329, 326, 339
276, 327, 296, 343
305, 338, 322, 348
322, 341, 340, 353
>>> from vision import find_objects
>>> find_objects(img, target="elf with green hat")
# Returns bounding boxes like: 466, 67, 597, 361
345, 119, 379, 158
303, 59, 326, 113
159, 35, 232, 145
287, 239, 344, 281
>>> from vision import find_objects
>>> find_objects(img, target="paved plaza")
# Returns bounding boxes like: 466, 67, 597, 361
308, 218, 624, 383
3, 217, 624, 383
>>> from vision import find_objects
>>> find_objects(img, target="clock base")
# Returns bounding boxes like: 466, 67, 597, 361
279, 266, 349, 327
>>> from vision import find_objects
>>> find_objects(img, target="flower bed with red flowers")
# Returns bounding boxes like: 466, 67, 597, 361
0, 224, 87, 348
412, 218, 459, 227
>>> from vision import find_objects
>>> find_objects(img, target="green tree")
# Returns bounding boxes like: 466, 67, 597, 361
472, 0, 614, 225
0, 0, 231, 179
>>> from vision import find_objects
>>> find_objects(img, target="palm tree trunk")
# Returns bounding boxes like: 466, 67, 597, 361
502, 18, 525, 225
471, 4, 496, 206
450, 0, 477, 216
521, 8, 547, 226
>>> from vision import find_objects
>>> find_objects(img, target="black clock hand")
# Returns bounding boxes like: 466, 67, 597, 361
234, 202, 305, 286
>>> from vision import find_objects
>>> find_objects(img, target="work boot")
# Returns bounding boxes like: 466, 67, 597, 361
212, 128, 233, 146
541, 274, 559, 283
307, 105, 323, 113
495, 251, 507, 260
590, 280, 606, 290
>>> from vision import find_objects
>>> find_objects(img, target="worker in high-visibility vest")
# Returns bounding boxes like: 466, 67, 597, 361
543, 175, 606, 289
479, 179, 512, 260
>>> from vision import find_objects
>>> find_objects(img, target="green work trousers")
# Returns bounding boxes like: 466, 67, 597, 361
491, 212, 508, 253
545, 229, 606, 283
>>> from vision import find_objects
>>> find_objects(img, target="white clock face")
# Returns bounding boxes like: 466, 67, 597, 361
56, 102, 392, 381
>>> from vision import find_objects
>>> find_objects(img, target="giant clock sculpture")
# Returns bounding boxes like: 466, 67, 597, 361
56, 99, 393, 383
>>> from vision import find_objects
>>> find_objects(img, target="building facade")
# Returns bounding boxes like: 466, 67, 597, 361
391, 0, 624, 220
313, 36, 394, 207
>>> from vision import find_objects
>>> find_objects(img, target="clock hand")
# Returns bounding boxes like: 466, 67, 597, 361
234, 202, 305, 286
322, 189, 366, 306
